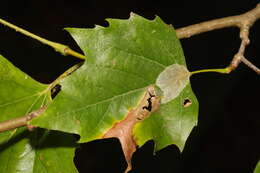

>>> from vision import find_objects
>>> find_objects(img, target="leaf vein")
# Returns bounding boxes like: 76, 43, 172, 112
55, 87, 147, 118
113, 46, 166, 68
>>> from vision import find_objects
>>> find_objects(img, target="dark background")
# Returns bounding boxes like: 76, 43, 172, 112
0, 0, 260, 173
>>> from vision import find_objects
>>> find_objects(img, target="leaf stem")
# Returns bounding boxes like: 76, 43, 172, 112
48, 62, 83, 90
0, 107, 46, 133
0, 18, 86, 60
190, 67, 231, 76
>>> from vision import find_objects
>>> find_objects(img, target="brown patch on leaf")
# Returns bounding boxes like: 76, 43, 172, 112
102, 86, 160, 173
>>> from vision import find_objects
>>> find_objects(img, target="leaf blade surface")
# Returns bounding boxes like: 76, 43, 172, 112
0, 55, 78, 173
31, 13, 198, 169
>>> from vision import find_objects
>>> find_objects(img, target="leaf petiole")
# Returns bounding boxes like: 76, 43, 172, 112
190, 67, 231, 76
0, 18, 86, 60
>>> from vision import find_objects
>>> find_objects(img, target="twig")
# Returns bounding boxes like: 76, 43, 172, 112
177, 3, 260, 74
0, 18, 86, 60
0, 107, 46, 132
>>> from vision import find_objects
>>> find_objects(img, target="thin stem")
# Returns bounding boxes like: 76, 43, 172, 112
64, 48, 86, 60
176, 15, 241, 39
0, 107, 46, 132
48, 62, 83, 90
241, 56, 260, 74
176, 3, 260, 74
176, 4, 260, 39
190, 67, 231, 76
0, 18, 86, 60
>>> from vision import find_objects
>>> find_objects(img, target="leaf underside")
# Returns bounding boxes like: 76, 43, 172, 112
0, 55, 78, 173
31, 13, 198, 171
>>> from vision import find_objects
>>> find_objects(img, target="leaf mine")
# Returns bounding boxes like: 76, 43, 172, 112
156, 64, 190, 104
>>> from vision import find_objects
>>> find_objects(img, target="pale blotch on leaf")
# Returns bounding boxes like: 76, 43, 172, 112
156, 64, 190, 104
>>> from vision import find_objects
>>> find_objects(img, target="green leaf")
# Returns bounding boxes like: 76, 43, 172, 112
0, 55, 50, 143
0, 55, 78, 173
0, 129, 78, 173
134, 84, 197, 151
31, 13, 198, 169
254, 160, 260, 173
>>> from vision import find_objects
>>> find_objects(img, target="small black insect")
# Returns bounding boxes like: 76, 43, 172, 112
142, 92, 155, 112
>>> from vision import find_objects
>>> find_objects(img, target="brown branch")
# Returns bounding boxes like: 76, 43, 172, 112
0, 107, 46, 133
176, 3, 260, 74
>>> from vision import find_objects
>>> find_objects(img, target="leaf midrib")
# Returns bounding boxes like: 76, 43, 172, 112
55, 86, 147, 117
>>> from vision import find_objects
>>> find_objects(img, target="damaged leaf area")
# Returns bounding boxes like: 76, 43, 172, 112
156, 64, 191, 104
103, 86, 160, 172
31, 13, 198, 171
